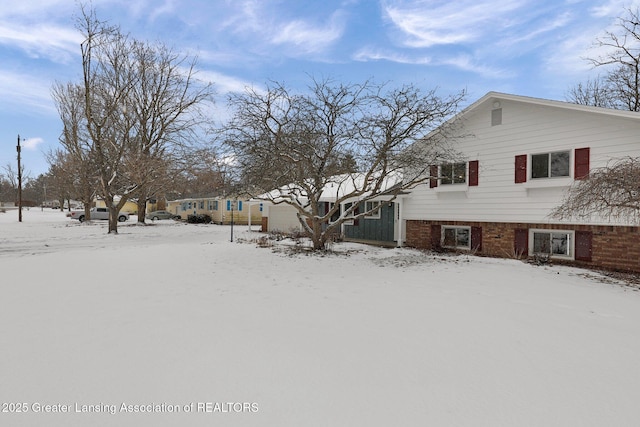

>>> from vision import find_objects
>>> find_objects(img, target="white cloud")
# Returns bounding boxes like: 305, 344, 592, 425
22, 137, 45, 151
0, 0, 73, 18
197, 70, 253, 95
508, 11, 572, 45
215, 1, 346, 56
437, 54, 514, 79
218, 1, 272, 36
353, 46, 510, 79
589, 0, 640, 18
271, 12, 346, 54
0, 70, 57, 114
383, 0, 526, 48
353, 47, 432, 64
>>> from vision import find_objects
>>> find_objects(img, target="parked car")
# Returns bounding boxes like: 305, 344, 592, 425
148, 210, 181, 220
67, 207, 129, 222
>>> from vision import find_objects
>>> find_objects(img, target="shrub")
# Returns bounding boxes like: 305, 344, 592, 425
187, 214, 212, 224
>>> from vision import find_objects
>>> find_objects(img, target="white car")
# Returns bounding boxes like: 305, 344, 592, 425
67, 207, 130, 222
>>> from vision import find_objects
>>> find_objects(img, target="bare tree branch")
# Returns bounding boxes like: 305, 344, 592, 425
551, 157, 640, 223
222, 77, 465, 249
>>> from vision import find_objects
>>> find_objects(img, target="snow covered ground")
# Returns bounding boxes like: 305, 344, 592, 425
1, 209, 639, 427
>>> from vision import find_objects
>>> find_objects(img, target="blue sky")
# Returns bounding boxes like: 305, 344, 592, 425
0, 0, 637, 176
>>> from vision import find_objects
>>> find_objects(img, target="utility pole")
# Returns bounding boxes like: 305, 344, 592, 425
17, 135, 22, 223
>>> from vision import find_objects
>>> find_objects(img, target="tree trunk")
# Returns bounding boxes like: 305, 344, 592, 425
108, 212, 119, 234
137, 198, 147, 223
311, 219, 326, 250
105, 195, 118, 234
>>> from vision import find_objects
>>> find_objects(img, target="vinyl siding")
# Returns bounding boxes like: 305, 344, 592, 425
403, 96, 640, 225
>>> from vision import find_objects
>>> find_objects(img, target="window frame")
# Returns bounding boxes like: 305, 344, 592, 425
440, 162, 467, 185
364, 201, 381, 219
531, 150, 570, 180
529, 229, 574, 259
327, 202, 341, 223
441, 226, 471, 250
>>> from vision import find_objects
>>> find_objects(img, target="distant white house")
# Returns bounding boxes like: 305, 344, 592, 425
402, 92, 640, 272
257, 173, 407, 246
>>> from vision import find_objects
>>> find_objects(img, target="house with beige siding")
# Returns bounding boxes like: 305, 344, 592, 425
94, 197, 138, 214
167, 196, 262, 225
402, 92, 640, 272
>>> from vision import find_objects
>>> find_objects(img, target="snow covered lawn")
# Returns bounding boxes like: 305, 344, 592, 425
1, 209, 639, 426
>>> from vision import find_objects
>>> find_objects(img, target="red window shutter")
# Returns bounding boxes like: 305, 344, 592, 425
469, 160, 479, 186
471, 226, 482, 252
514, 229, 528, 257
574, 147, 590, 180
430, 165, 438, 188
430, 224, 441, 249
515, 155, 527, 183
575, 230, 593, 261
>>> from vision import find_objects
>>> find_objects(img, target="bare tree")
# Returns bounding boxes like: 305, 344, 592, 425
2, 163, 30, 206
77, 8, 139, 233
568, 7, 640, 111
223, 77, 464, 250
51, 82, 98, 218
566, 77, 616, 108
62, 6, 213, 232
0, 176, 12, 206
45, 148, 91, 211
172, 146, 233, 198
551, 157, 640, 223
126, 39, 214, 222
561, 8, 640, 223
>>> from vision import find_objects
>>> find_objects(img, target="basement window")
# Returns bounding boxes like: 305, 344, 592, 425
530, 229, 573, 259
442, 226, 470, 250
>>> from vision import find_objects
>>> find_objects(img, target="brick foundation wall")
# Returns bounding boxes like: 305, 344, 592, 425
405, 220, 640, 273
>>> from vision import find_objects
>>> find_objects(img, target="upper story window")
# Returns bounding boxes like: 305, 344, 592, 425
531, 151, 570, 179
515, 148, 590, 184
441, 163, 467, 185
